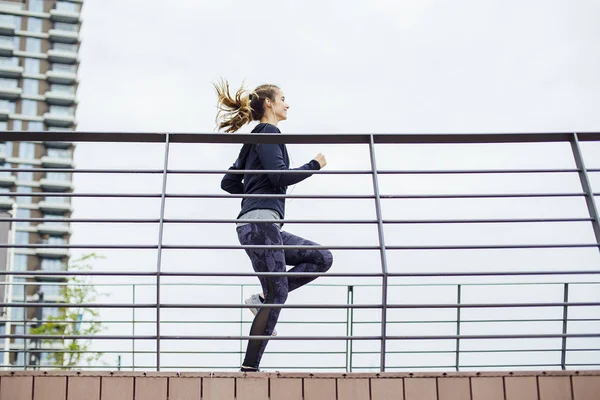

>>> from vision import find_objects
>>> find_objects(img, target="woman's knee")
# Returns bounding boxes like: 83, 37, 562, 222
320, 249, 333, 271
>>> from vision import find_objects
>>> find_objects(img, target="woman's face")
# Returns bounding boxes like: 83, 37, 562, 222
270, 89, 289, 121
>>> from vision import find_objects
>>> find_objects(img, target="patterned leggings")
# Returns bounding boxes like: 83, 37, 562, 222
236, 222, 333, 369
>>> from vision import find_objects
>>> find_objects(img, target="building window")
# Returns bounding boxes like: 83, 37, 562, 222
46, 171, 70, 181
15, 231, 29, 245
0, 99, 16, 113
45, 195, 69, 204
47, 148, 71, 159
53, 42, 77, 52
25, 37, 41, 53
23, 79, 39, 95
49, 105, 74, 116
0, 35, 12, 47
17, 165, 34, 182
24, 58, 40, 74
55, 1, 80, 12
50, 63, 76, 73
0, 78, 18, 88
41, 235, 65, 245
39, 284, 62, 298
29, 121, 43, 131
0, 14, 15, 27
41, 307, 61, 319
54, 22, 78, 32
18, 142, 35, 160
12, 120, 21, 130
0, 56, 18, 66
43, 213, 67, 226
2, 140, 11, 156
28, 0, 44, 12
13, 254, 27, 271
26, 17, 42, 33
15, 208, 30, 226
16, 185, 32, 205
50, 84, 75, 94
41, 259, 65, 271
21, 100, 37, 116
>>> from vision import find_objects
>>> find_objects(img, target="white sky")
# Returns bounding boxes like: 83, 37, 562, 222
65, 0, 600, 371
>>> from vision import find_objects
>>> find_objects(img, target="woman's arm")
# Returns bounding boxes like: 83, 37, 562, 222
256, 143, 320, 188
221, 166, 244, 194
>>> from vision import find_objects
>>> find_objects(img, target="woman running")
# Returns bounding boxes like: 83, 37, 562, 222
216, 80, 333, 372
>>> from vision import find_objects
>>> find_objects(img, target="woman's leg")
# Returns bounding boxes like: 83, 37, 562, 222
237, 223, 288, 369
281, 230, 333, 292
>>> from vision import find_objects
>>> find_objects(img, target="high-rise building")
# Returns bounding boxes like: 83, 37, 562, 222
0, 0, 81, 368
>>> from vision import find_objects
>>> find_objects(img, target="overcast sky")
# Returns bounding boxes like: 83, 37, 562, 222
65, 0, 600, 371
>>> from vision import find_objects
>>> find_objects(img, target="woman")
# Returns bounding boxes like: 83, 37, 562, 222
216, 81, 333, 372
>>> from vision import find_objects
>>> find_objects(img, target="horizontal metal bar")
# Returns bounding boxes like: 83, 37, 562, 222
3, 332, 599, 341
0, 217, 592, 224
2, 301, 599, 309
4, 192, 592, 199
3, 131, 600, 144
2, 269, 600, 278
0, 167, 584, 174
4, 243, 598, 250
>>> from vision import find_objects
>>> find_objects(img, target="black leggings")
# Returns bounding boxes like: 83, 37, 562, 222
236, 222, 333, 369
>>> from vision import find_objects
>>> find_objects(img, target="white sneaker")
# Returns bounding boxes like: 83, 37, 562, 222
244, 293, 278, 336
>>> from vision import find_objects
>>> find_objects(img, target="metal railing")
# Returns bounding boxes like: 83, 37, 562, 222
0, 131, 599, 372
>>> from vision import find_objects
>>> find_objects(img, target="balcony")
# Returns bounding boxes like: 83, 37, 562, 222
36, 247, 70, 258
46, 70, 77, 85
0, 86, 21, 100
40, 155, 74, 168
48, 29, 79, 44
39, 177, 73, 192
0, 43, 13, 57
43, 112, 75, 127
45, 139, 73, 149
0, 196, 13, 209
38, 200, 73, 213
0, 63, 23, 79
49, 9, 81, 24
36, 223, 71, 236
0, 173, 16, 187
47, 49, 78, 64
44, 91, 77, 106
0, 23, 15, 36
0, 107, 8, 121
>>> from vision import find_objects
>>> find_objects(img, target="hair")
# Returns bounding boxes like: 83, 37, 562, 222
213, 79, 280, 133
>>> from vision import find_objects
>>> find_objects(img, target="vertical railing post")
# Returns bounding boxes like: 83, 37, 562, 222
240, 284, 244, 367
455, 284, 462, 371
155, 133, 171, 371
368, 134, 390, 372
345, 285, 354, 372
569, 133, 600, 250
561, 283, 569, 370
132, 284, 136, 371
22, 283, 27, 370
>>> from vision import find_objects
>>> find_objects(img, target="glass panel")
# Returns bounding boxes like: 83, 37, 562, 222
0, 35, 12, 46
41, 236, 65, 244
41, 259, 65, 271
0, 14, 14, 27
0, 99, 16, 113
23, 79, 39, 95
39, 284, 62, 298
13, 255, 28, 271
26, 17, 42, 33
54, 22, 78, 32
45, 195, 69, 203
15, 231, 29, 244
46, 148, 71, 158
21, 99, 37, 115
25, 37, 41, 53
49, 84, 75, 94
55, 1, 80, 12
0, 78, 17, 88
46, 171, 70, 180
41, 307, 60, 319
24, 58, 40, 74
50, 63, 76, 73
16, 185, 32, 204
15, 207, 30, 226
43, 213, 67, 226
29, 121, 43, 131
28, 0, 44, 12
49, 105, 74, 116
0, 56, 18, 66
53, 42, 77, 52
12, 119, 21, 130
18, 142, 35, 159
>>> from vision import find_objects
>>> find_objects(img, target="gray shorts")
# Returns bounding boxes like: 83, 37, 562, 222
236, 209, 282, 228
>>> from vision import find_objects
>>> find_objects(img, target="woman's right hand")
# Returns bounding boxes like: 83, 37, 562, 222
313, 153, 327, 169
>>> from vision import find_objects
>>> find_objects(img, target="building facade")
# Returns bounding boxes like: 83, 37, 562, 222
0, 0, 81, 368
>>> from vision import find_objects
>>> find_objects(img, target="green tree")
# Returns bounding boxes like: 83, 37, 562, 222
30, 253, 106, 369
